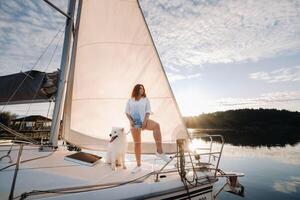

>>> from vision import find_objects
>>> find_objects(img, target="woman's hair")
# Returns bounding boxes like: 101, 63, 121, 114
131, 84, 146, 100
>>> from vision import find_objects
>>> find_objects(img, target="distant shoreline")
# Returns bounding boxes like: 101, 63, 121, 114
184, 109, 300, 147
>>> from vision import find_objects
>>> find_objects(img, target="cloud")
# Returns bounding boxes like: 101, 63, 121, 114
273, 176, 300, 194
167, 72, 201, 82
249, 66, 300, 83
216, 91, 300, 108
139, 0, 300, 69
2, 0, 300, 81
178, 91, 300, 115
0, 0, 68, 76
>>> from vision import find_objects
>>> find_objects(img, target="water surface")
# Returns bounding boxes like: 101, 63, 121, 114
214, 143, 300, 200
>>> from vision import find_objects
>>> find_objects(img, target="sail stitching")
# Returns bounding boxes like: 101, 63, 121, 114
78, 42, 151, 49
72, 97, 173, 101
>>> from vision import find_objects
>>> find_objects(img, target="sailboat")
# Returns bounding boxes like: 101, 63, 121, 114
0, 0, 244, 199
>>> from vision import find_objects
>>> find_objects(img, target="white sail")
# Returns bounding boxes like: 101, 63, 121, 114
63, 0, 188, 153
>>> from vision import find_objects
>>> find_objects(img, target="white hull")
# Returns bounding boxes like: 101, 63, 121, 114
0, 142, 216, 200
36, 181, 213, 200
144, 185, 213, 200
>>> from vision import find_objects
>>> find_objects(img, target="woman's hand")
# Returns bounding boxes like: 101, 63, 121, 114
142, 120, 147, 130
126, 113, 135, 128
142, 113, 150, 130
130, 120, 135, 128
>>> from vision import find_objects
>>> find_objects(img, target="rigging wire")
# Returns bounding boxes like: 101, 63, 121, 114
1, 24, 65, 113
0, 123, 38, 144
46, 101, 53, 119
21, 27, 64, 123
0, 27, 65, 163
0, 146, 55, 172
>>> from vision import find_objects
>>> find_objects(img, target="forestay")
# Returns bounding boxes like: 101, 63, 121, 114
63, 0, 188, 153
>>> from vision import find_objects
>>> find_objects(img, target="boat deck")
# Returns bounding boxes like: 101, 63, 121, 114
0, 142, 215, 199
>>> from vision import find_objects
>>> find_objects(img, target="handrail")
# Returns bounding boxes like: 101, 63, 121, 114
189, 134, 224, 178
154, 134, 225, 182
154, 153, 178, 182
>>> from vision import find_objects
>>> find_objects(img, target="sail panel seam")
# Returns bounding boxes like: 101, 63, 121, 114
72, 97, 173, 101
77, 42, 151, 49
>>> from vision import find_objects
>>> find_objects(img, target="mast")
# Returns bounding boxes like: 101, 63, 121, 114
49, 0, 76, 147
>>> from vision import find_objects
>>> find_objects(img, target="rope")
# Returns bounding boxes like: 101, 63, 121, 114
0, 141, 14, 163
0, 122, 37, 144
176, 142, 191, 200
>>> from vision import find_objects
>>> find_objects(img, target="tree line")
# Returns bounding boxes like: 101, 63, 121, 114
0, 111, 17, 126
184, 108, 300, 130
184, 108, 300, 146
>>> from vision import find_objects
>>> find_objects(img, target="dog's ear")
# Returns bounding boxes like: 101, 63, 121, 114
121, 128, 124, 132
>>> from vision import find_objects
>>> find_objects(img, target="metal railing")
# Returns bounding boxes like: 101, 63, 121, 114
154, 134, 225, 182
191, 134, 224, 177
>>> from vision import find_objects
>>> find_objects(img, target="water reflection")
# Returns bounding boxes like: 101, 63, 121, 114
273, 176, 300, 194
214, 143, 300, 199
191, 129, 300, 147
221, 143, 300, 165
188, 131, 300, 199
190, 129, 300, 166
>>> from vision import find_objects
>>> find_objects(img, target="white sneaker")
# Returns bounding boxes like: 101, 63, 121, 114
131, 166, 142, 174
156, 152, 171, 163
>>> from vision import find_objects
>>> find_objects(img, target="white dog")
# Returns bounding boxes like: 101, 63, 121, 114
106, 127, 128, 171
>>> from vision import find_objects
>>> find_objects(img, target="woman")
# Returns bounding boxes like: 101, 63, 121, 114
125, 84, 170, 174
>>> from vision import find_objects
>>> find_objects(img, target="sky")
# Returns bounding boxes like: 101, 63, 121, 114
0, 0, 300, 116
